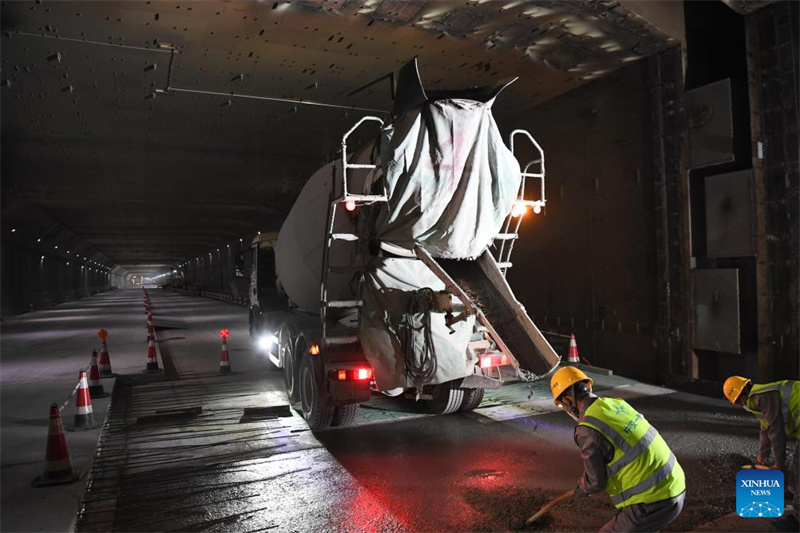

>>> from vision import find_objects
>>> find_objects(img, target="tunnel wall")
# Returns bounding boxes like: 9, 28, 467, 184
0, 202, 116, 318
747, 0, 799, 380
178, 240, 251, 300
0, 240, 114, 317
500, 60, 663, 383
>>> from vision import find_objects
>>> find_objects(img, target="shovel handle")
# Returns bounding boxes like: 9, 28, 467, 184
524, 489, 575, 526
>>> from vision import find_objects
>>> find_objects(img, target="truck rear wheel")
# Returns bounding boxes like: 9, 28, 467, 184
282, 327, 299, 403
299, 353, 335, 430
458, 388, 485, 412
332, 404, 359, 427
425, 381, 465, 415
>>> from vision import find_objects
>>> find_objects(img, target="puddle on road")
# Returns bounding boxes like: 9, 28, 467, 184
464, 468, 508, 480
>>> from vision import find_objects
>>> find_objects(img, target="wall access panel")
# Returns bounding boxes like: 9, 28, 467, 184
686, 79, 735, 168
705, 170, 755, 257
693, 268, 741, 354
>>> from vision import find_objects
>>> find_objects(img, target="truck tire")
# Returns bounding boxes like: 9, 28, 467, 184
282, 327, 299, 403
458, 388, 485, 412
425, 381, 465, 415
299, 353, 335, 430
332, 404, 359, 427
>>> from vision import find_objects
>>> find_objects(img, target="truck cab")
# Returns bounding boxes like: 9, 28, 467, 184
247, 232, 286, 339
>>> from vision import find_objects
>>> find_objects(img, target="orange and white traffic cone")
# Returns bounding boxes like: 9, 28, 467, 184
32, 404, 82, 487
145, 336, 160, 372
567, 334, 580, 364
98, 340, 115, 377
220, 336, 231, 374
70, 371, 97, 430
88, 351, 109, 398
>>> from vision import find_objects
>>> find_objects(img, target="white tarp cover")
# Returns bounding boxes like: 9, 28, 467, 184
359, 257, 476, 390
374, 98, 521, 259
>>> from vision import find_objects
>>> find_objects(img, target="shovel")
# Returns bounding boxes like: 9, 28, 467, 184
523, 489, 575, 527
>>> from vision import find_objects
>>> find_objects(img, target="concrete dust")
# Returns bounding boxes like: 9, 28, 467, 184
460, 452, 747, 532
461, 484, 615, 532
664, 452, 745, 532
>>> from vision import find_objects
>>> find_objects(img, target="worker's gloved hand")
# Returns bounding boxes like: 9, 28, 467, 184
574, 481, 591, 499
772, 463, 783, 470
756, 455, 766, 466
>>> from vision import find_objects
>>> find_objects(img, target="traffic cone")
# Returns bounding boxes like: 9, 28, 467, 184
220, 337, 231, 373
87, 352, 109, 398
567, 334, 580, 364
32, 404, 82, 487
98, 340, 115, 377
69, 371, 97, 430
145, 336, 160, 372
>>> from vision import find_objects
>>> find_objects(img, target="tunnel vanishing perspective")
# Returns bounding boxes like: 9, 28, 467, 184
1, 1, 798, 533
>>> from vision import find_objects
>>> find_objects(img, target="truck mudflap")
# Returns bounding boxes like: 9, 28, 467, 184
323, 355, 372, 406
326, 374, 372, 405
415, 247, 560, 378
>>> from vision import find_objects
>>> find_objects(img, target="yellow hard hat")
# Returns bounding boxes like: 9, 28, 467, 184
723, 376, 751, 404
551, 366, 593, 406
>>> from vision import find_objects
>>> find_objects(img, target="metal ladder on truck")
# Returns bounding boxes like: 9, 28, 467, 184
319, 116, 386, 346
493, 129, 547, 276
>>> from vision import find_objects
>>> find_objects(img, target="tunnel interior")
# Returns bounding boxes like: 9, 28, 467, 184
1, 0, 797, 385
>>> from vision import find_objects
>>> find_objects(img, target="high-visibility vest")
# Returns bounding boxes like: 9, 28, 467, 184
579, 398, 686, 509
747, 380, 800, 439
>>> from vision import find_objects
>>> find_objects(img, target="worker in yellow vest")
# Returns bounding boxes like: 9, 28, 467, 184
551, 367, 686, 531
723, 376, 799, 520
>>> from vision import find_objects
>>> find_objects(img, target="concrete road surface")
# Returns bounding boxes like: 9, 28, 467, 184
1, 288, 792, 532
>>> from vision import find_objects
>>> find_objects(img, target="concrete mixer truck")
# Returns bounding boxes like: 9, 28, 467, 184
249, 59, 560, 429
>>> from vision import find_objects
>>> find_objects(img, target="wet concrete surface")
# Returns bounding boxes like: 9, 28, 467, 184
3, 288, 795, 532
1, 289, 153, 532
77, 372, 404, 533
315, 386, 765, 532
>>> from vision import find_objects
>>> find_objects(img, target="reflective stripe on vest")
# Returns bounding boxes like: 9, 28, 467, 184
610, 453, 677, 507
582, 416, 659, 477
579, 398, 685, 509
748, 381, 800, 438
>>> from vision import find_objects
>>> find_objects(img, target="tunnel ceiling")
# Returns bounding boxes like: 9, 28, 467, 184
1, 0, 679, 268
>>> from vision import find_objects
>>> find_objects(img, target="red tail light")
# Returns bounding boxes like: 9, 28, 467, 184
479, 353, 510, 369
333, 367, 373, 381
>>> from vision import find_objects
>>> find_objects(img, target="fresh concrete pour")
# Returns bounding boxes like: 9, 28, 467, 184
0, 288, 787, 532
